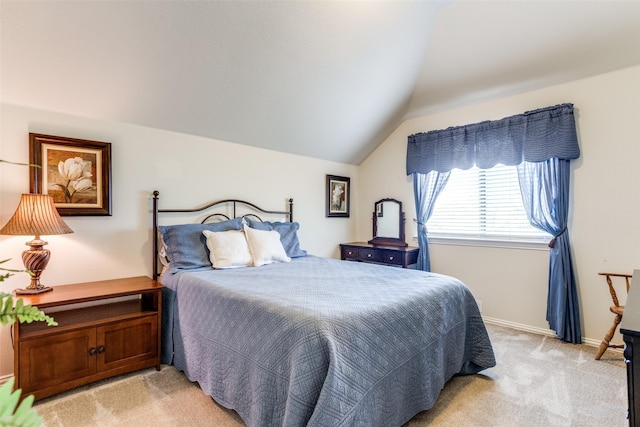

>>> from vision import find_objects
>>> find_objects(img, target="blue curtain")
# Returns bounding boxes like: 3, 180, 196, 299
517, 159, 581, 343
413, 171, 450, 271
407, 103, 580, 174
406, 103, 581, 343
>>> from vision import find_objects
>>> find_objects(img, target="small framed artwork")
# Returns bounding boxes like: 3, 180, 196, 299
29, 133, 112, 216
326, 174, 350, 217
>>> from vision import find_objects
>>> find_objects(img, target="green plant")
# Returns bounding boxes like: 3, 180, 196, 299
0, 378, 42, 427
0, 293, 57, 327
0, 260, 56, 327
0, 263, 53, 427
0, 261, 55, 427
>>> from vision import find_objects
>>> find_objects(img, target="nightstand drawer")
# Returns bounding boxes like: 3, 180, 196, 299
340, 242, 419, 269
381, 250, 403, 266
341, 247, 358, 260
358, 248, 382, 263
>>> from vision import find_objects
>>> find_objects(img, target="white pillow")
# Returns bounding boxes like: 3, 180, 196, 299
243, 225, 291, 267
202, 229, 252, 269
158, 230, 170, 267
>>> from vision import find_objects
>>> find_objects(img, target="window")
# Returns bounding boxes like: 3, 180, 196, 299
426, 164, 550, 243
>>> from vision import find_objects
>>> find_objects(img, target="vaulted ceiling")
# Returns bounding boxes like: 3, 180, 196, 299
2, 1, 639, 164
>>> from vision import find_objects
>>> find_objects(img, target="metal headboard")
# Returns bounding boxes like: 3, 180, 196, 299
152, 190, 293, 280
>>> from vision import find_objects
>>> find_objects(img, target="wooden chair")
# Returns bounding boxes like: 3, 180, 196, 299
595, 272, 632, 360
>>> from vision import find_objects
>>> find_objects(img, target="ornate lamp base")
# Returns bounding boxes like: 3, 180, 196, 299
14, 238, 54, 295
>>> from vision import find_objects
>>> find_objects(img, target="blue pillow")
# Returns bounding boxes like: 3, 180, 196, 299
245, 218, 307, 258
159, 217, 244, 270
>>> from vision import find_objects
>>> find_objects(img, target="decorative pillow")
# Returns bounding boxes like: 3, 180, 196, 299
202, 230, 252, 269
243, 224, 291, 267
244, 218, 307, 258
158, 217, 243, 270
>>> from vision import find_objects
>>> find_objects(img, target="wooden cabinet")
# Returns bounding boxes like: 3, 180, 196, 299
621, 272, 640, 426
13, 276, 162, 401
622, 333, 638, 426
340, 242, 419, 268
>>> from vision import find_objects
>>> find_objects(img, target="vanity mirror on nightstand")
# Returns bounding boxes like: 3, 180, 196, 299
340, 198, 419, 268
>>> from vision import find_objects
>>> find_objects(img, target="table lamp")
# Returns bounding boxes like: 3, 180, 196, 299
0, 193, 73, 294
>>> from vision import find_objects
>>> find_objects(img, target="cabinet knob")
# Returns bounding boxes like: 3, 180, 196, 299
97, 346, 105, 354
367, 254, 372, 258
89, 348, 97, 356
389, 256, 394, 260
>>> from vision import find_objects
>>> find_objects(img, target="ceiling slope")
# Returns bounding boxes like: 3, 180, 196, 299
2, 1, 639, 164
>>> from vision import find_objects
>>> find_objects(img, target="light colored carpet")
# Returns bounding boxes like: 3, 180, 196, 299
34, 323, 627, 426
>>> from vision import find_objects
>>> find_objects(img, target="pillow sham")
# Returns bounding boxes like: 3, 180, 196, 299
158, 217, 243, 270
243, 224, 291, 267
244, 218, 307, 258
203, 230, 252, 269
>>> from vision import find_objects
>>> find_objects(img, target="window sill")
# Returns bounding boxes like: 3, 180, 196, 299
413, 236, 550, 251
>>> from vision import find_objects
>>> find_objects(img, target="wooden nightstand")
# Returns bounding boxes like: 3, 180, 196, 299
13, 276, 162, 401
340, 242, 419, 268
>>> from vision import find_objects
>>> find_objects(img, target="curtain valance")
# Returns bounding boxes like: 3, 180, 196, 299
406, 103, 580, 175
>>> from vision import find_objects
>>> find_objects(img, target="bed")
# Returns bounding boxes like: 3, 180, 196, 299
152, 191, 495, 427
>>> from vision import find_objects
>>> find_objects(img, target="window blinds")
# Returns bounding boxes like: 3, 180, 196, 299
427, 165, 549, 240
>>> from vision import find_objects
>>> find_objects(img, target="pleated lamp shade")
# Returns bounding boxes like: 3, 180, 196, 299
0, 194, 73, 294
0, 194, 73, 237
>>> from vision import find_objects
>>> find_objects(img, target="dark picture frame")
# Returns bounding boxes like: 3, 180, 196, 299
29, 133, 112, 216
326, 174, 350, 217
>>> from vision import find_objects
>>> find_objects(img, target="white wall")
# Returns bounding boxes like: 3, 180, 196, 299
357, 65, 640, 345
0, 105, 358, 377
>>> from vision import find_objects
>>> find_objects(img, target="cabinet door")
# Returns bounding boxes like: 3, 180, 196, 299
19, 329, 97, 393
97, 315, 158, 372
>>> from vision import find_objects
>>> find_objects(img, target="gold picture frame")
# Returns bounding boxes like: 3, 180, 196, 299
29, 133, 112, 216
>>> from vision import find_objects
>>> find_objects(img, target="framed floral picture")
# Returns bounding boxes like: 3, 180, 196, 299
29, 133, 112, 216
326, 174, 350, 217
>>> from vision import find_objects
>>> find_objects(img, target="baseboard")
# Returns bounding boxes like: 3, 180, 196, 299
482, 316, 623, 353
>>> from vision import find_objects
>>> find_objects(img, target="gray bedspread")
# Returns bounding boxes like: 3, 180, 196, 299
161, 256, 495, 427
